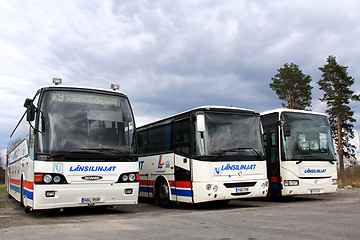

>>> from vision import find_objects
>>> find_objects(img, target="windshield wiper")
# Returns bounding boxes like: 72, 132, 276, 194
37, 151, 103, 160
296, 156, 336, 164
81, 148, 133, 158
213, 147, 263, 159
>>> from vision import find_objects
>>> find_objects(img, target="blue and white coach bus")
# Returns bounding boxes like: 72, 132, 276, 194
137, 106, 268, 207
261, 109, 338, 197
5, 79, 139, 212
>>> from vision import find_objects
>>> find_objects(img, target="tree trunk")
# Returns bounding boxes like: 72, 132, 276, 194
337, 112, 344, 173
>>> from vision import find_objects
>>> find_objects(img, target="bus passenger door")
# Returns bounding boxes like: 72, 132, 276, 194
264, 125, 281, 196
174, 118, 193, 203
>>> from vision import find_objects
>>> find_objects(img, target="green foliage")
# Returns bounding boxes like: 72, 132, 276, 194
0, 184, 6, 195
317, 55, 360, 171
270, 63, 313, 110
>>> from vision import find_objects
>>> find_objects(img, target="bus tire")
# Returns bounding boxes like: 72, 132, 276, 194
24, 206, 32, 213
156, 180, 175, 208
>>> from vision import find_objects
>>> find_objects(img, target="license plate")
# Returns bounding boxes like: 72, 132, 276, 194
81, 197, 101, 203
236, 187, 249, 193
309, 189, 322, 194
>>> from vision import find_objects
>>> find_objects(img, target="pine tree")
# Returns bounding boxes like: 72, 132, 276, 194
318, 55, 360, 172
270, 63, 313, 110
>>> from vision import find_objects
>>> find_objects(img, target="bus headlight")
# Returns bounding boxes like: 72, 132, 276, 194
129, 173, 136, 182
213, 185, 218, 192
53, 175, 61, 183
206, 184, 211, 191
284, 180, 299, 186
332, 179, 338, 185
122, 174, 129, 182
43, 174, 52, 184
117, 172, 139, 183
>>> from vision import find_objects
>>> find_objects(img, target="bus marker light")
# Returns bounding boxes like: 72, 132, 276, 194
34, 174, 43, 183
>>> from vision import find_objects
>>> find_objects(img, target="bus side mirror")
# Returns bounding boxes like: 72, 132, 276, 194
24, 98, 36, 122
196, 115, 205, 132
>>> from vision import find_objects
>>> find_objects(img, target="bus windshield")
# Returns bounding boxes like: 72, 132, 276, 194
38, 90, 135, 156
281, 112, 335, 161
196, 113, 264, 158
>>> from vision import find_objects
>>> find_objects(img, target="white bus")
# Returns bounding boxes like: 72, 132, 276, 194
261, 109, 338, 197
6, 80, 139, 212
137, 106, 268, 207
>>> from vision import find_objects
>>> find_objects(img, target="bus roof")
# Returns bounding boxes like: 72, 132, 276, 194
138, 105, 259, 128
36, 85, 128, 97
261, 108, 327, 117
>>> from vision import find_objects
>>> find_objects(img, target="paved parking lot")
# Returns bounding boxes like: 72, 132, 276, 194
1, 189, 359, 239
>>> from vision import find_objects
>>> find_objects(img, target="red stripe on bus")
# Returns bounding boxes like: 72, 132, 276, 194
172, 181, 192, 189
9, 179, 33, 190
140, 180, 191, 188
10, 178, 21, 186
24, 180, 34, 190
270, 177, 277, 182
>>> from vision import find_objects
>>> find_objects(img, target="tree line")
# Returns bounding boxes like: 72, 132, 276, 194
270, 55, 360, 172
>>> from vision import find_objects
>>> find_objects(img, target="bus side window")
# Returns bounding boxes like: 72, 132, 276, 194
175, 118, 190, 155
148, 122, 173, 154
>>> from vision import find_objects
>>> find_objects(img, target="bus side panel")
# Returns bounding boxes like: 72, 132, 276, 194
32, 161, 139, 210
139, 153, 175, 199
280, 161, 338, 196
173, 154, 192, 203
191, 160, 268, 203
7, 139, 33, 206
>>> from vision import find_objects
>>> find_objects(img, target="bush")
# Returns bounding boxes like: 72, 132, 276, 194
338, 165, 360, 188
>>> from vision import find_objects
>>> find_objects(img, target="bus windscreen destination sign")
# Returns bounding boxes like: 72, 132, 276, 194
50, 92, 120, 106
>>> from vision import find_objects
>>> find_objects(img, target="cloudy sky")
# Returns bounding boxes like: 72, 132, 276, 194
1, 0, 360, 154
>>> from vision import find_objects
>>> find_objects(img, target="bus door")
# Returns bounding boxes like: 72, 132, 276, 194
174, 118, 193, 202
264, 125, 281, 196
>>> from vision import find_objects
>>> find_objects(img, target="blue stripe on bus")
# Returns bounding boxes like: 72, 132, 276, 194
171, 188, 192, 197
24, 189, 33, 200
10, 184, 20, 193
10, 184, 33, 200
139, 186, 153, 193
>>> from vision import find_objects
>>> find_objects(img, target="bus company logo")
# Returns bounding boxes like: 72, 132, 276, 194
158, 155, 164, 169
215, 164, 256, 175
69, 165, 117, 172
54, 163, 63, 173
300, 168, 326, 175
81, 176, 103, 181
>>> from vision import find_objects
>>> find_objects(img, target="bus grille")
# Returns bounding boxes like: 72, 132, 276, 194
231, 192, 251, 196
223, 182, 256, 188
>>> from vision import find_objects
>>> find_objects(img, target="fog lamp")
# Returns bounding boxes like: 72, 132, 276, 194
46, 191, 55, 197
284, 180, 299, 186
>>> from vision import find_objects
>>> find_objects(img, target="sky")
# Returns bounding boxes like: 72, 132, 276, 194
0, 0, 360, 158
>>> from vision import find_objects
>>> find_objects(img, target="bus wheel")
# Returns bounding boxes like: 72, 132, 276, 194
156, 181, 174, 208
24, 206, 32, 213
